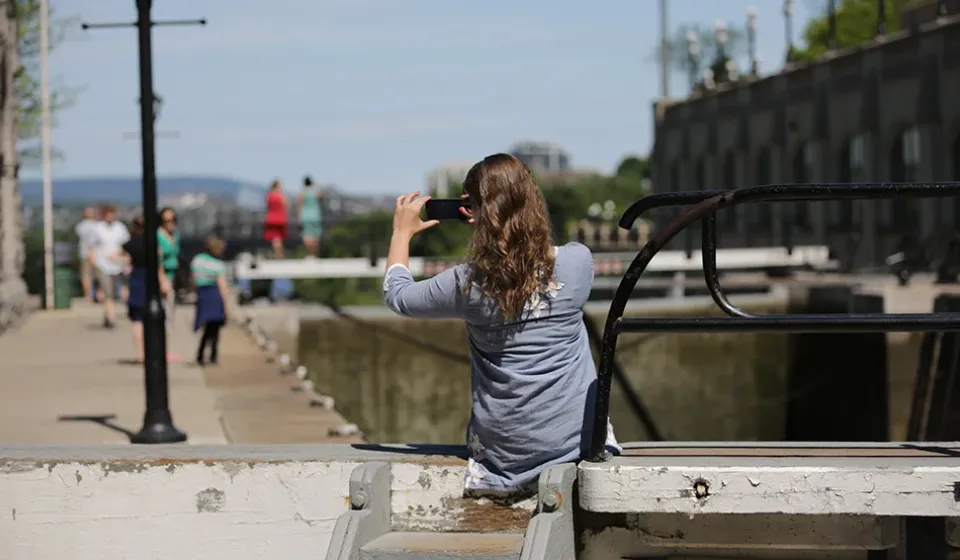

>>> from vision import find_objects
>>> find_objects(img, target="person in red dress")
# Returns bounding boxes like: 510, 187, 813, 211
263, 179, 289, 258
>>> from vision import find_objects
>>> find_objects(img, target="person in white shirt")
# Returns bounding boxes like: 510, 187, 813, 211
88, 205, 130, 329
74, 207, 101, 301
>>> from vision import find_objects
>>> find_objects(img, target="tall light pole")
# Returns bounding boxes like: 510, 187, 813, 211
659, 0, 669, 100
827, 0, 838, 50
39, 0, 53, 309
784, 0, 795, 62
747, 6, 759, 77
81, 0, 206, 444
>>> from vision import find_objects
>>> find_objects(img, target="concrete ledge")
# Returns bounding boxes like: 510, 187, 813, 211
0, 444, 535, 560
0, 443, 468, 464
579, 442, 960, 516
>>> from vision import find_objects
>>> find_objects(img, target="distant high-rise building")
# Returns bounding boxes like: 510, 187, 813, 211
425, 161, 473, 198
510, 142, 570, 175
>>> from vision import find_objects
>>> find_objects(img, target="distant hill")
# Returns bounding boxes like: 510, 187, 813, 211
19, 175, 266, 207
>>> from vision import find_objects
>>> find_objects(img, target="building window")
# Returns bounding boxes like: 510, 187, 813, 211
850, 134, 865, 171
885, 127, 921, 230
669, 160, 681, 192
721, 152, 738, 231
753, 148, 773, 231
832, 136, 862, 231
695, 158, 707, 190
792, 143, 815, 230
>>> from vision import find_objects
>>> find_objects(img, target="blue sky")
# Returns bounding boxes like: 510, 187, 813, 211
36, 0, 821, 195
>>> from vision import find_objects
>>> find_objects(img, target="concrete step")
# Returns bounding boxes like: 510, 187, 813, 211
359, 532, 524, 560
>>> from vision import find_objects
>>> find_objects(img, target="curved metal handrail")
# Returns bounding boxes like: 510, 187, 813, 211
618, 181, 960, 229
618, 190, 724, 229
588, 181, 960, 461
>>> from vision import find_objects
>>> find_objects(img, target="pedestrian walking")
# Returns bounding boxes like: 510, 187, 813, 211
191, 235, 230, 365
74, 206, 101, 302
263, 180, 289, 258
119, 214, 172, 363
89, 205, 130, 328
297, 175, 324, 258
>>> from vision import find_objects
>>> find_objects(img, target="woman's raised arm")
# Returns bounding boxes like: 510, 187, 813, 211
383, 191, 464, 318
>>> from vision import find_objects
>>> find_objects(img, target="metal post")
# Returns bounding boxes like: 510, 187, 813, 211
80, 0, 205, 444
685, 31, 699, 92
659, 0, 669, 100
877, 0, 887, 35
784, 0, 795, 62
39, 0, 53, 309
747, 6, 758, 77
827, 0, 838, 50
130, 0, 185, 444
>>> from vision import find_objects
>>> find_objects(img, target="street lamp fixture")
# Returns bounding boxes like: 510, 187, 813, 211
747, 6, 759, 77
685, 30, 700, 92
784, 0, 795, 62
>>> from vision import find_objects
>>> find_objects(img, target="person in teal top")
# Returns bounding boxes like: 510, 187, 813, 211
297, 175, 325, 258
191, 236, 230, 365
157, 207, 181, 325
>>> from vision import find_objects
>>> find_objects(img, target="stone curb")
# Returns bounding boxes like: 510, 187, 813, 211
229, 308, 363, 439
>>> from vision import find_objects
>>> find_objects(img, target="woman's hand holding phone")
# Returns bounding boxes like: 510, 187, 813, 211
393, 191, 439, 239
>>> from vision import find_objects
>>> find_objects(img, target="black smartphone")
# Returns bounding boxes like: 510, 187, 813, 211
424, 199, 468, 221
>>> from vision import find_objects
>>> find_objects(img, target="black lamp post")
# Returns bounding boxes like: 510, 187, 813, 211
827, 0, 838, 50
685, 30, 700, 92
747, 6, 759, 77
81, 0, 206, 444
784, 0, 795, 62
877, 0, 887, 35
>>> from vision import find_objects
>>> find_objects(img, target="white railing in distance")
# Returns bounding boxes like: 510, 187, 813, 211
232, 245, 835, 281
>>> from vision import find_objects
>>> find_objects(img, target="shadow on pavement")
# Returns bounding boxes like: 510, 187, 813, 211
57, 414, 136, 441
351, 443, 468, 459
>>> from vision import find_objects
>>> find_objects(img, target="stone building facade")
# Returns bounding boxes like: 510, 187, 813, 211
651, 13, 960, 270
0, 1, 28, 331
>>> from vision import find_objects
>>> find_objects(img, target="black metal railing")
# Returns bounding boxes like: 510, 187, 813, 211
588, 182, 960, 461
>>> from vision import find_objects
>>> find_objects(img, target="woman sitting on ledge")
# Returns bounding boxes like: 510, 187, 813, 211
383, 153, 620, 497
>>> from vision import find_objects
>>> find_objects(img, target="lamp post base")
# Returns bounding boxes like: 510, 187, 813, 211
130, 420, 188, 444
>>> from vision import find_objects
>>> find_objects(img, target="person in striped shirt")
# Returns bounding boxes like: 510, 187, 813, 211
190, 236, 230, 365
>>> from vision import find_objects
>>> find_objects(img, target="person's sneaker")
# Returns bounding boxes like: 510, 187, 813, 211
103, 318, 115, 329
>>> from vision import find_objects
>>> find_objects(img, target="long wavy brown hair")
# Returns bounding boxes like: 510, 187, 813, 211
462, 153, 555, 319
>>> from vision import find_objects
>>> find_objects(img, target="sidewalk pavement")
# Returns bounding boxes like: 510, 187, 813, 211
0, 298, 363, 446
0, 300, 227, 444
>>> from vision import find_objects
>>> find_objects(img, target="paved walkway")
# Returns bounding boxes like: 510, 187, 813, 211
0, 299, 361, 446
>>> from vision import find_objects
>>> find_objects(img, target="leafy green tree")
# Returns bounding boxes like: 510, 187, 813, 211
539, 155, 652, 243
16, 0, 79, 164
792, 0, 925, 62
615, 155, 651, 181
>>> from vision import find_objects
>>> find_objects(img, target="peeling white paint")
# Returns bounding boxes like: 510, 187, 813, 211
390, 464, 467, 530
0, 460, 360, 560
0, 446, 495, 560
6, 444, 960, 559
579, 458, 960, 515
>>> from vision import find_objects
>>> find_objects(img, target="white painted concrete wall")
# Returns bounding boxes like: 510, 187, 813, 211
5, 443, 960, 559
0, 445, 501, 560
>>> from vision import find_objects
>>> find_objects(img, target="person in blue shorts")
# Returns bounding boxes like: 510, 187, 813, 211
118, 215, 171, 363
